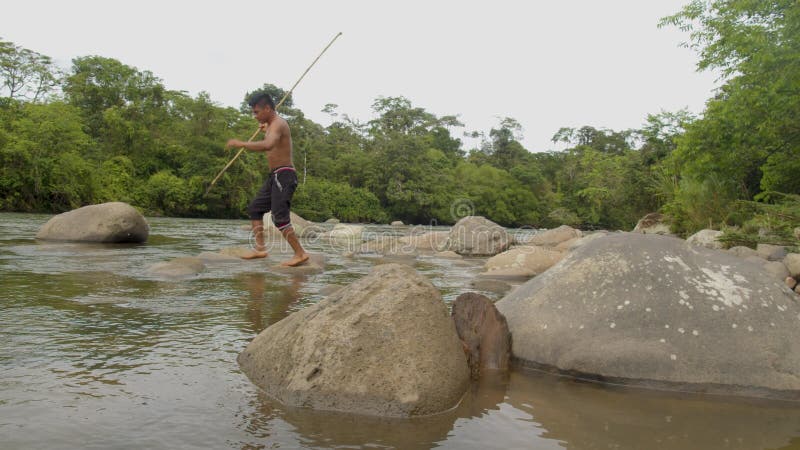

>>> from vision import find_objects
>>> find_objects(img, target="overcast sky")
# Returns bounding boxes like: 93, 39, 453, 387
2, 0, 718, 151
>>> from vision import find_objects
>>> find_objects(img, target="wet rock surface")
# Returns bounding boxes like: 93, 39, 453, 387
36, 202, 149, 243
238, 263, 470, 417
496, 232, 800, 399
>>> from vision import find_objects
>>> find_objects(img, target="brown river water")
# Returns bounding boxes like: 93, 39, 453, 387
2, 212, 800, 449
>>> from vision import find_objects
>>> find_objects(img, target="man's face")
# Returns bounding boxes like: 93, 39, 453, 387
252, 104, 270, 123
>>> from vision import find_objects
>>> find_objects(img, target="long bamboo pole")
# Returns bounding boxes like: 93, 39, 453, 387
205, 32, 343, 196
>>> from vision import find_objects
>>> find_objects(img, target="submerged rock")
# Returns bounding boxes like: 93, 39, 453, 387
36, 202, 149, 243
146, 257, 205, 278
238, 263, 469, 417
496, 232, 800, 400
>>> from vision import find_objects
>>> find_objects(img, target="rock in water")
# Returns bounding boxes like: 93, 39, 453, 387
525, 225, 582, 247
36, 202, 149, 243
452, 293, 511, 379
481, 246, 564, 279
146, 257, 206, 278
448, 216, 510, 256
237, 263, 470, 417
496, 232, 800, 400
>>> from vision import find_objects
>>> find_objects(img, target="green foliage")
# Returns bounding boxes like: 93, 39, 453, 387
293, 177, 387, 223
2, 11, 797, 236
658, 0, 800, 235
719, 192, 800, 249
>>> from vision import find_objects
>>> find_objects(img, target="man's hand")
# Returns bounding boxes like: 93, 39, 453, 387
226, 139, 245, 149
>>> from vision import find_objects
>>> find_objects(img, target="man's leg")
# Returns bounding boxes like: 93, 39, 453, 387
241, 178, 271, 260
241, 219, 269, 259
280, 226, 309, 266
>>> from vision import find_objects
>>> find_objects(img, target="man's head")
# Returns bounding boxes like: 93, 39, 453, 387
248, 92, 276, 123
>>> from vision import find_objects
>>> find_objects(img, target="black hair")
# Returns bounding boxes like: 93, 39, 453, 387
247, 91, 275, 109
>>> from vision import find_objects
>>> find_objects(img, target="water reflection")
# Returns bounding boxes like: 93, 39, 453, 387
240, 272, 305, 333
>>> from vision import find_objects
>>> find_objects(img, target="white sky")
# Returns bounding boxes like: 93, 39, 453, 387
1, 0, 718, 152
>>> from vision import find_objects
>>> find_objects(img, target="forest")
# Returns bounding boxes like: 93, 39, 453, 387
1, 0, 797, 244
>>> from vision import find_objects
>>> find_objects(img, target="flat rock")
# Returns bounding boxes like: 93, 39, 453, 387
36, 202, 149, 243
481, 246, 564, 279
146, 257, 205, 278
237, 263, 469, 417
271, 253, 326, 275
496, 232, 800, 400
525, 225, 582, 247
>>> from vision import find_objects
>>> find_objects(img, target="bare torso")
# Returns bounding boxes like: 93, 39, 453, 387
264, 116, 293, 169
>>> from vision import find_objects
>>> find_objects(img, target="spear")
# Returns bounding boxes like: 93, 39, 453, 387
205, 32, 342, 196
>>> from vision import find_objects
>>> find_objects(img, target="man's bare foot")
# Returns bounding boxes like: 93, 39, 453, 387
240, 247, 269, 260
281, 253, 310, 267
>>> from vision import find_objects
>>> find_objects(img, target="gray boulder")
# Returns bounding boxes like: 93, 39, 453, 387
36, 202, 149, 243
686, 229, 724, 250
447, 216, 510, 256
496, 232, 800, 400
391, 220, 404, 226
237, 263, 469, 417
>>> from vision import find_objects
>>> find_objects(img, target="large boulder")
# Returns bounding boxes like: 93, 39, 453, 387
481, 246, 564, 279
686, 229, 724, 250
526, 225, 582, 247
632, 213, 671, 235
36, 202, 149, 243
447, 216, 510, 256
496, 232, 800, 400
237, 263, 470, 417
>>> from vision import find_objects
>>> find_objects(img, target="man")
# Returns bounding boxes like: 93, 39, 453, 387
226, 92, 309, 267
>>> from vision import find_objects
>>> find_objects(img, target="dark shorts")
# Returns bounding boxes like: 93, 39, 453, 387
247, 166, 299, 229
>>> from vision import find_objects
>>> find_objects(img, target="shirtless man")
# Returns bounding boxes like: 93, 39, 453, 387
226, 92, 310, 267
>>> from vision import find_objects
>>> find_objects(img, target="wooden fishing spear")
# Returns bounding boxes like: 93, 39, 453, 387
205, 32, 342, 196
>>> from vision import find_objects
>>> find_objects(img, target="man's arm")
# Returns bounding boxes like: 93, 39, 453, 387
227, 122, 282, 152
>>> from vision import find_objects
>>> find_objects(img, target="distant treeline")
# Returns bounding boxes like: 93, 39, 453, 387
1, 0, 798, 237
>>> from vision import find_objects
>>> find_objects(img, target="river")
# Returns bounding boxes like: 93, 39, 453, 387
2, 213, 800, 449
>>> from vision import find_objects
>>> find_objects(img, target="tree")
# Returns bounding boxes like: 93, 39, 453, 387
0, 39, 59, 102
